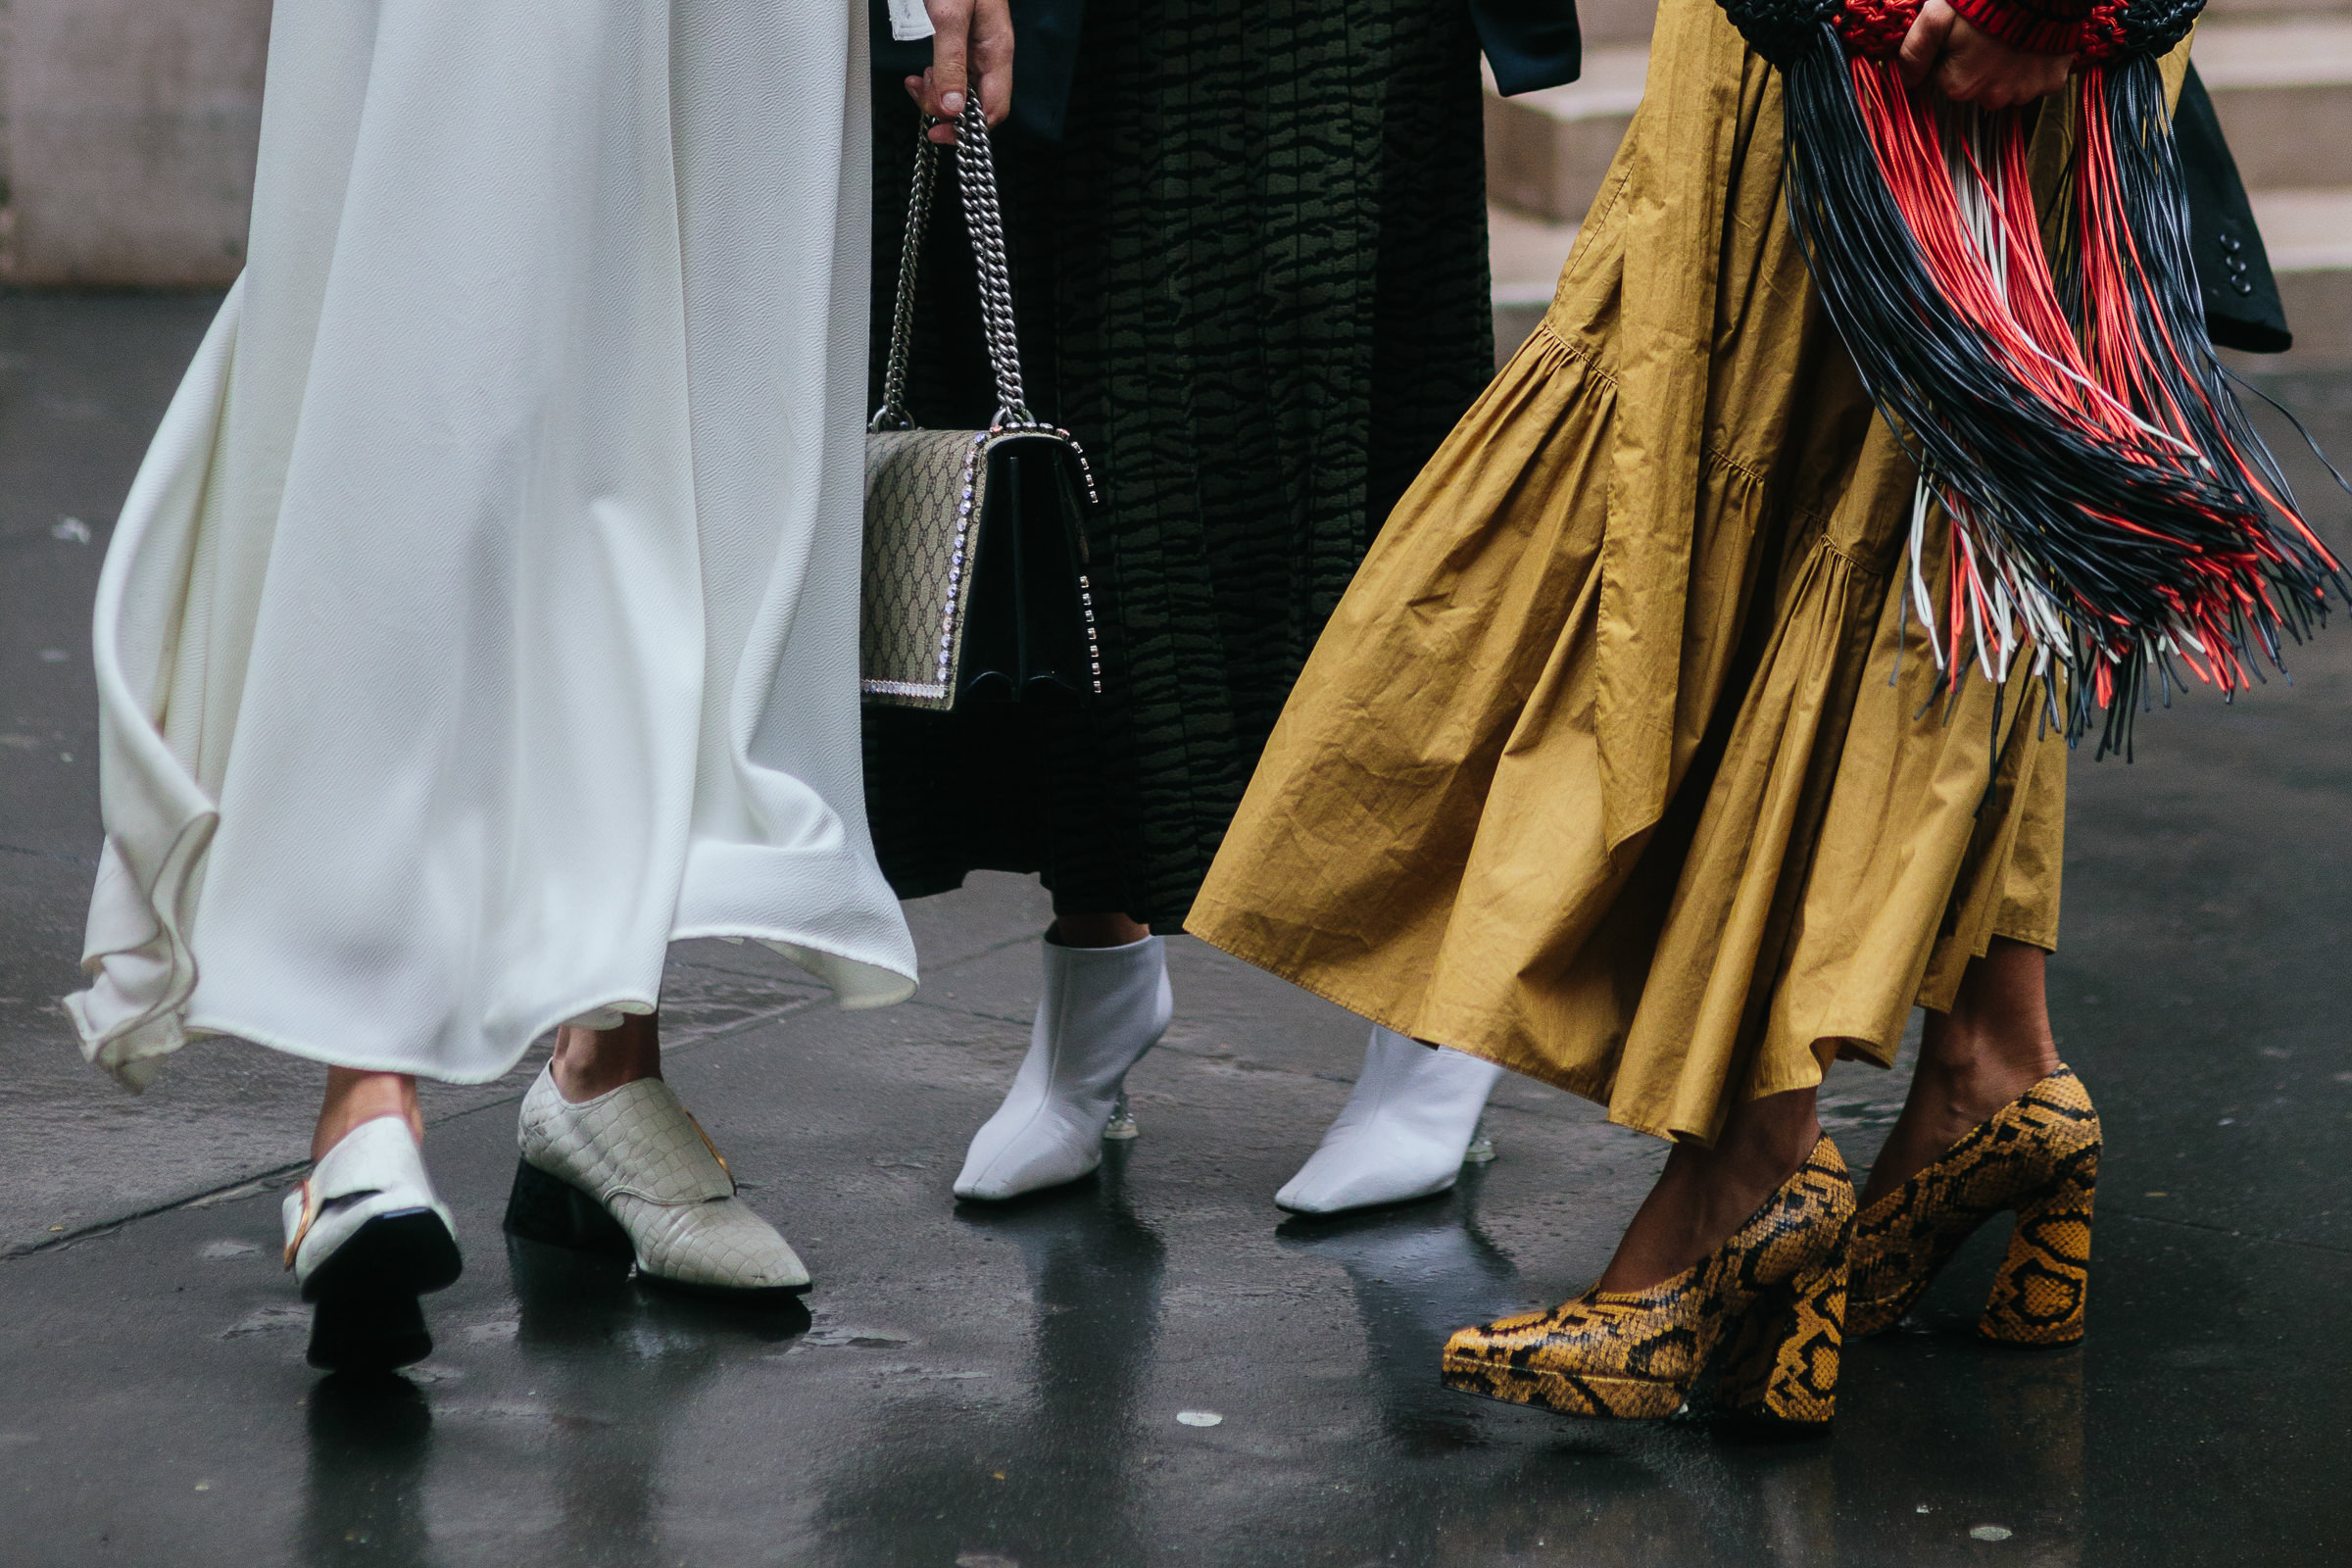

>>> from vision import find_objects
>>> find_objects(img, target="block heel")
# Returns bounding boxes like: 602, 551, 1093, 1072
1716, 1236, 1848, 1431
308, 1290, 433, 1373
1849, 1066, 2101, 1345
503, 1157, 634, 1260
1978, 1162, 2095, 1348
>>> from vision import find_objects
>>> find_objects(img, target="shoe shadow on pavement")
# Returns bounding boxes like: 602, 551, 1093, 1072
1276, 1162, 1524, 1453
812, 1141, 1166, 1567
302, 1372, 434, 1567
492, 1235, 811, 1559
505, 1232, 813, 1344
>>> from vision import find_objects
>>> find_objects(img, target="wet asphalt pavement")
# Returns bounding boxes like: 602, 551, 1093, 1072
2, 294, 2350, 1567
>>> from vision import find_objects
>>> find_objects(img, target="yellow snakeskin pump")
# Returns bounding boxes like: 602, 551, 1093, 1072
1441, 1139, 1853, 1430
1847, 1066, 2099, 1347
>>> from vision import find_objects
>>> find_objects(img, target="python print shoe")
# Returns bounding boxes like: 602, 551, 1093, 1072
1442, 1139, 1854, 1430
505, 1066, 809, 1297
1848, 1066, 2099, 1348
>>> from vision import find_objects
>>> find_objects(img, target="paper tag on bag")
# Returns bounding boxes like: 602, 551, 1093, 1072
886, 0, 935, 42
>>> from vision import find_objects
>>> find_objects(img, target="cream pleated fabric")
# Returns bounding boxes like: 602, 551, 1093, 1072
68, 0, 917, 1090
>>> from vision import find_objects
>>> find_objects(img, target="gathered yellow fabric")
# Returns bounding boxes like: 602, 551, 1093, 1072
1188, 0, 2180, 1144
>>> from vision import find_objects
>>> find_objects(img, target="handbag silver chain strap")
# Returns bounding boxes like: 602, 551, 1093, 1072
869, 103, 1034, 432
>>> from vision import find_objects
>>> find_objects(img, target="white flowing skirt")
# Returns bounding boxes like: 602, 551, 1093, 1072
67, 0, 918, 1089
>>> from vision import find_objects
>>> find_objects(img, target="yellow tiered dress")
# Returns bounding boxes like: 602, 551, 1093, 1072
1189, 0, 2187, 1143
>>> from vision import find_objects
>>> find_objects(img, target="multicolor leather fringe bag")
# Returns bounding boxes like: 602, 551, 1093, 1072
1723, 0, 2346, 755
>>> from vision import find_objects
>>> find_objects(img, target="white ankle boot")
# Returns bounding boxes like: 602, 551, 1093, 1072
1277, 1025, 1504, 1215
954, 935, 1174, 1201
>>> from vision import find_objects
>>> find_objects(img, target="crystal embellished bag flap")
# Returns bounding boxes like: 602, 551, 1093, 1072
861, 105, 1103, 711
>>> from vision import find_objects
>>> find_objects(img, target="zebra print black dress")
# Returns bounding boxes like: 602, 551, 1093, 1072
861, 0, 1495, 927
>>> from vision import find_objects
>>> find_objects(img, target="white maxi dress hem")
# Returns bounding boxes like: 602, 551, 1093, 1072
67, 0, 916, 1091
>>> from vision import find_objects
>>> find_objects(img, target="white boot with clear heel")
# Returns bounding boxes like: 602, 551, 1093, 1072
1277, 1024, 1504, 1215
954, 935, 1173, 1200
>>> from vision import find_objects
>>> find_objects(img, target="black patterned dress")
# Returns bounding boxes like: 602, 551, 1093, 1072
862, 0, 1496, 926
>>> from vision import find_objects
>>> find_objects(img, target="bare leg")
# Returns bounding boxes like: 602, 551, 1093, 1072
1051, 912, 1151, 949
1594, 1087, 1824, 1292
314, 1069, 422, 1161
551, 1009, 663, 1104
1861, 937, 2059, 1206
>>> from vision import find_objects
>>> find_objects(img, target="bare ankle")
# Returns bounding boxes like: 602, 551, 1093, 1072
314, 1069, 420, 1161
1914, 1042, 2054, 1127
551, 1011, 662, 1103
1596, 1090, 1821, 1292
1049, 912, 1151, 949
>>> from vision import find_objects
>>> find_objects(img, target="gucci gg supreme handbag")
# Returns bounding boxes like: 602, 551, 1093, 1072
861, 105, 1102, 710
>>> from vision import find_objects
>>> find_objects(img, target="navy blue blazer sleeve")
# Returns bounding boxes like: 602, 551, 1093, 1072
1471, 0, 1583, 96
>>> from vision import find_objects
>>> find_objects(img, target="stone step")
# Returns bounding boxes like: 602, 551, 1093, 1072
1482, 47, 1645, 226
2204, 0, 2352, 24
2195, 20, 2352, 189
1490, 188, 2352, 368
1487, 20, 2352, 224
2249, 187, 2352, 367
1488, 207, 1579, 368
1484, 21, 2352, 364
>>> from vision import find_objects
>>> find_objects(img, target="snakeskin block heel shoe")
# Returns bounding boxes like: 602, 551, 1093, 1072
1442, 1139, 1854, 1430
1848, 1066, 2099, 1347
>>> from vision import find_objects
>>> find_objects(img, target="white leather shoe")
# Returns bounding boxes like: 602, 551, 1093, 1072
1276, 1026, 1504, 1215
954, 935, 1174, 1201
281, 1114, 462, 1371
507, 1066, 809, 1295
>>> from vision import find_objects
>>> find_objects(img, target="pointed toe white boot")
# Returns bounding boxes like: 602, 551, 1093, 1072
954, 935, 1174, 1201
1277, 1025, 1505, 1215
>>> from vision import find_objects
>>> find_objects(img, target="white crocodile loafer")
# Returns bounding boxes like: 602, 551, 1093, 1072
506, 1065, 809, 1296
954, 934, 1175, 1201
280, 1114, 462, 1372
1276, 1025, 1504, 1215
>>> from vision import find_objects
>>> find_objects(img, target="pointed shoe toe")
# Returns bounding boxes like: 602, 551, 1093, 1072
628, 1197, 810, 1298
953, 1110, 1102, 1200
508, 1067, 810, 1297
1442, 1139, 1854, 1431
1276, 1028, 1501, 1216
1274, 1137, 1461, 1215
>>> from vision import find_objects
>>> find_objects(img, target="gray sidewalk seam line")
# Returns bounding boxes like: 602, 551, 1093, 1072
0, 840, 99, 867
0, 933, 1046, 1256
0, 986, 844, 1260
669, 923, 1043, 993
1, 1177, 292, 1261
883, 1003, 1586, 1122
903, 998, 1034, 1029
916, 925, 1052, 976
666, 956, 830, 989
2114, 1205, 2352, 1256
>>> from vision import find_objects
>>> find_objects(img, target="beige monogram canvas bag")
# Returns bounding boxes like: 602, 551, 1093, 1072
861, 106, 1102, 711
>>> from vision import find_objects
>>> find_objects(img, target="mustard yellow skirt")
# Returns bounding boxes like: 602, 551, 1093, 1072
1185, 0, 2180, 1143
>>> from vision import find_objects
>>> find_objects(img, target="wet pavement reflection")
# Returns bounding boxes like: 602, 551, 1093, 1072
302, 1376, 434, 1565
817, 1148, 1167, 1565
